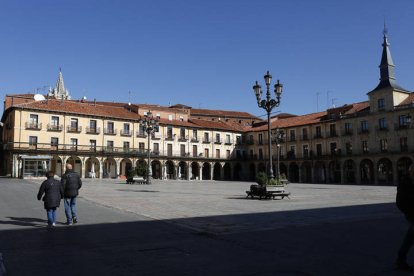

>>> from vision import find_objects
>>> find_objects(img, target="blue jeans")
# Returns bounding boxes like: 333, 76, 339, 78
46, 208, 56, 225
64, 197, 77, 223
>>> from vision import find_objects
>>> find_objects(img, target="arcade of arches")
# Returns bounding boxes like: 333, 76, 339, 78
46, 155, 412, 184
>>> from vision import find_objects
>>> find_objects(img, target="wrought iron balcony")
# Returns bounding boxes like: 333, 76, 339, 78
120, 129, 132, 137
47, 124, 63, 132
25, 122, 42, 130
85, 127, 100, 134
67, 125, 82, 133
103, 128, 117, 135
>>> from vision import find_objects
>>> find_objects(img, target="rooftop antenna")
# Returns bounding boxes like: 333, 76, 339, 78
383, 17, 388, 37
331, 98, 338, 108
128, 91, 131, 103
316, 92, 320, 112
326, 90, 332, 110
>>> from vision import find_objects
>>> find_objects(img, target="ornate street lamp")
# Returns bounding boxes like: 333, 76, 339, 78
139, 111, 159, 184
274, 128, 285, 180
253, 71, 283, 179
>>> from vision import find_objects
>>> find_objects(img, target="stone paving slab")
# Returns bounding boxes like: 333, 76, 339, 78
28, 178, 398, 234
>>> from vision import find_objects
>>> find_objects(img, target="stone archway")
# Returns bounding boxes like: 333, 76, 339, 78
223, 163, 231, 180
396, 157, 413, 184
85, 157, 100, 178
178, 161, 187, 180
288, 162, 299, 183
377, 158, 393, 185
151, 160, 162, 179
165, 160, 175, 179
202, 162, 211, 180
360, 159, 374, 184
279, 163, 287, 178
190, 162, 200, 180
300, 162, 312, 183
213, 163, 221, 180
120, 158, 133, 178
328, 161, 341, 184
51, 155, 63, 177
314, 161, 326, 183
343, 159, 356, 184
249, 163, 256, 181
66, 156, 82, 176
233, 163, 242, 180
104, 158, 117, 178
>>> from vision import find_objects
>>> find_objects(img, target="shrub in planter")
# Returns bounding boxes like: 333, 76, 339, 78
136, 163, 147, 178
256, 172, 268, 186
268, 178, 282, 186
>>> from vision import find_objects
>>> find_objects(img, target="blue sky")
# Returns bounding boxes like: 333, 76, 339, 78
1, 0, 413, 118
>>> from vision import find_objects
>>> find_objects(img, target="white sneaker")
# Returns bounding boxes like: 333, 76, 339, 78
52, 223, 56, 227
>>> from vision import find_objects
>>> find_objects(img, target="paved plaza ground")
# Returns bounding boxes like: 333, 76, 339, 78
0, 178, 411, 275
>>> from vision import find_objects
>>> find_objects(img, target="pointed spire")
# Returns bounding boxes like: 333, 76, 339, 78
48, 68, 71, 100
369, 27, 407, 93
379, 24, 395, 82
55, 69, 66, 96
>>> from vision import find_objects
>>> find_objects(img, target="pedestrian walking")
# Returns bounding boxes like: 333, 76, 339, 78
61, 163, 82, 225
396, 164, 414, 271
37, 171, 63, 227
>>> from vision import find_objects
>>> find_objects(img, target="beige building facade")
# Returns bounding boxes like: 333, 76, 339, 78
1, 32, 413, 185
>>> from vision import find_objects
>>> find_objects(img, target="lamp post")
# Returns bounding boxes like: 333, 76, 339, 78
139, 111, 159, 184
253, 71, 283, 180
274, 128, 285, 180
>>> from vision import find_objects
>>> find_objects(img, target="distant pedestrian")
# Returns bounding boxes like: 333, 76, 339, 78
396, 164, 414, 271
37, 171, 63, 227
61, 163, 82, 225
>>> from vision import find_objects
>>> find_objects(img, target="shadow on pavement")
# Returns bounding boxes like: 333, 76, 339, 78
0, 202, 409, 276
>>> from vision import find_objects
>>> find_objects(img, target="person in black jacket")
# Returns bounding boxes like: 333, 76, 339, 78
396, 164, 414, 271
61, 163, 82, 225
37, 171, 63, 227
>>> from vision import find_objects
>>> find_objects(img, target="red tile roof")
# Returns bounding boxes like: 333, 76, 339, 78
398, 93, 414, 106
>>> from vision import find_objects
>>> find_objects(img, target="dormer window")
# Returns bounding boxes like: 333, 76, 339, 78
378, 98, 385, 110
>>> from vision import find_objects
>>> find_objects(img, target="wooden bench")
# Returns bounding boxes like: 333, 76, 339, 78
246, 185, 290, 200
126, 176, 146, 184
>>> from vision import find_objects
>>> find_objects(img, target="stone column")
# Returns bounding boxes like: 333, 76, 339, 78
115, 159, 121, 178
355, 162, 361, 185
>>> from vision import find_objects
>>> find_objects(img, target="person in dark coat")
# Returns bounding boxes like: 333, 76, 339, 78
396, 164, 414, 271
37, 171, 63, 227
61, 163, 82, 225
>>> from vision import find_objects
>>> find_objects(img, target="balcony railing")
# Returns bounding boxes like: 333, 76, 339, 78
342, 130, 353, 136
85, 127, 100, 134
202, 138, 211, 144
103, 128, 117, 135
375, 126, 388, 132
357, 128, 369, 135
67, 125, 82, 133
314, 134, 323, 139
214, 138, 222, 144
47, 124, 63, 132
165, 134, 175, 141
151, 133, 161, 140
394, 123, 411, 130
190, 136, 199, 143
178, 135, 188, 142
120, 129, 132, 137
224, 139, 232, 145
136, 131, 147, 138
25, 122, 42, 130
